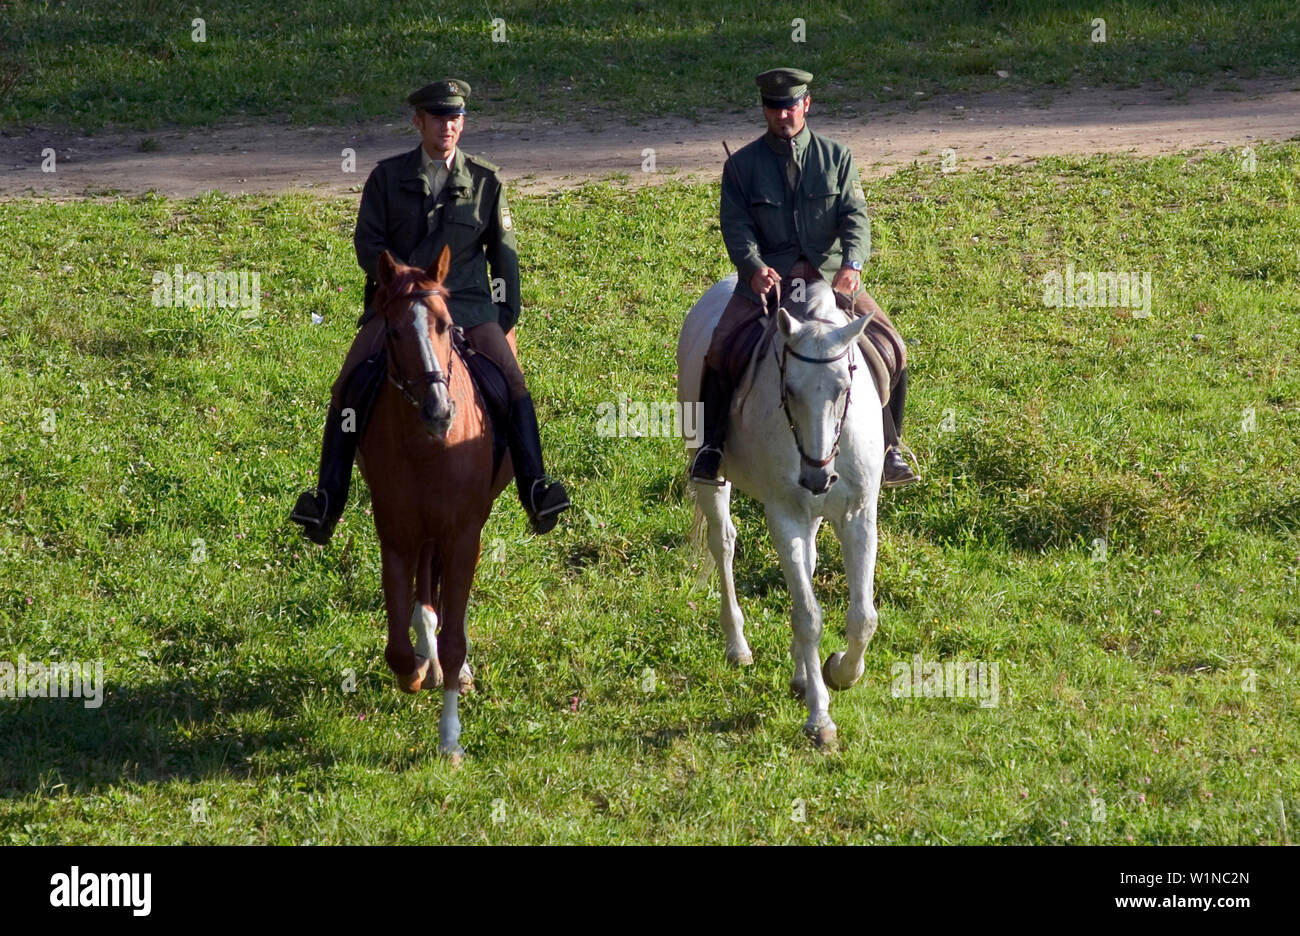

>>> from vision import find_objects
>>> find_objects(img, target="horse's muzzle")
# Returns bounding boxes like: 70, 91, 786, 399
799, 464, 838, 495
420, 395, 456, 440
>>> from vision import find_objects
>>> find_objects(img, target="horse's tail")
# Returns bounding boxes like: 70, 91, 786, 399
687, 484, 716, 586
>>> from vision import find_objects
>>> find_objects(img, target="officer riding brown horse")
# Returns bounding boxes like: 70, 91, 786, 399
291, 79, 570, 543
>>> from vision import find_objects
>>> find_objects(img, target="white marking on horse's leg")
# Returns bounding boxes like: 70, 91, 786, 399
410, 602, 444, 690
413, 603, 437, 659
824, 509, 879, 690
439, 689, 462, 756
696, 481, 751, 665
767, 506, 833, 739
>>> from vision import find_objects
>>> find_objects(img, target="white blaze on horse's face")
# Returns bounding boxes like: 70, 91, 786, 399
410, 299, 456, 440
777, 309, 870, 495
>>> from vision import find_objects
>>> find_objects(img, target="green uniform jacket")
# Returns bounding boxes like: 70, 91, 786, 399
354, 145, 521, 331
720, 126, 870, 303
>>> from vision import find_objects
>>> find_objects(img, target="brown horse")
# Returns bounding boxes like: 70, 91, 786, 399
356, 246, 513, 762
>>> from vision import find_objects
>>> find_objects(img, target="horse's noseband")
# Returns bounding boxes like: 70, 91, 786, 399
384, 288, 455, 410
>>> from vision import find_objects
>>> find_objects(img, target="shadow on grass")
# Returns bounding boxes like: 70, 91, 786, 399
0, 668, 332, 796
573, 705, 773, 757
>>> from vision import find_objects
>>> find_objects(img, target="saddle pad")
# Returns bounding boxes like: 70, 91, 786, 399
343, 352, 388, 440
456, 334, 510, 476
860, 315, 907, 407
721, 313, 767, 385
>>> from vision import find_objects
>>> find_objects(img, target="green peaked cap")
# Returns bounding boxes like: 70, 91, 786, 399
407, 78, 472, 115
755, 67, 813, 108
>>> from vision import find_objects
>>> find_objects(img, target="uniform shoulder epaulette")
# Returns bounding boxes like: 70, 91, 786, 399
464, 153, 502, 175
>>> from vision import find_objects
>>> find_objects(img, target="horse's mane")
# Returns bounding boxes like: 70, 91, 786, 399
735, 278, 848, 410
781, 278, 847, 330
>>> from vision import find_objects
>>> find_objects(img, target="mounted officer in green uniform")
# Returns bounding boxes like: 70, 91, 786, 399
291, 79, 570, 543
691, 68, 919, 489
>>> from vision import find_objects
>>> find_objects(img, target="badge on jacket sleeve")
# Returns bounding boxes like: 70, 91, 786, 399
501, 204, 514, 231
851, 179, 865, 201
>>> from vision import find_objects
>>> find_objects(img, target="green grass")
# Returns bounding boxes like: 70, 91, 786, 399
4, 0, 1300, 130
1, 144, 1298, 843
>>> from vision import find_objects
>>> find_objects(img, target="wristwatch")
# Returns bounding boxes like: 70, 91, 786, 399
844, 260, 862, 271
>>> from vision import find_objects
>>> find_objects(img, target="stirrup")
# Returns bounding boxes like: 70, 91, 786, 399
526, 478, 570, 534
690, 444, 726, 486
881, 446, 920, 489
289, 488, 327, 522
290, 489, 336, 544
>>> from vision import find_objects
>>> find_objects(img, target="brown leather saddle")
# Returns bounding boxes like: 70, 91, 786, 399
837, 291, 907, 407
723, 291, 906, 408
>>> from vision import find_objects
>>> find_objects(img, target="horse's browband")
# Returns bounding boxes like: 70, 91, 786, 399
784, 343, 851, 365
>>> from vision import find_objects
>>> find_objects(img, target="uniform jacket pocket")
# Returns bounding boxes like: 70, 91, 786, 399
441, 201, 484, 250
750, 194, 788, 245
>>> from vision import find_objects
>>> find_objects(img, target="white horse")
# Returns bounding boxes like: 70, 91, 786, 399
678, 274, 884, 749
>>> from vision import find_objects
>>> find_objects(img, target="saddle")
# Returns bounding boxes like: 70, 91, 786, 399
343, 330, 510, 475
726, 293, 906, 409
835, 291, 907, 409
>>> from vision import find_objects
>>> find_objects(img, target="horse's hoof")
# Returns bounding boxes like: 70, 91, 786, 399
822, 652, 863, 691
727, 648, 754, 667
804, 722, 838, 752
420, 656, 444, 691
442, 746, 465, 769
458, 662, 474, 694
816, 726, 839, 752
398, 656, 432, 694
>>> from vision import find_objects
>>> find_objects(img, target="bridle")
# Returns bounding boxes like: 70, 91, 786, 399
769, 287, 857, 469
383, 286, 454, 410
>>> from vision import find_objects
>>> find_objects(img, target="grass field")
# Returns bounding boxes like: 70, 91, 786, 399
5, 0, 1300, 130
1, 144, 1298, 844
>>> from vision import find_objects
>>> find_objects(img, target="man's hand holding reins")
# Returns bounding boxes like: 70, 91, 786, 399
750, 266, 780, 296
832, 266, 861, 295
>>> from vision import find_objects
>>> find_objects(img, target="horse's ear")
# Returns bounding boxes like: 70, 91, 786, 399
778, 307, 799, 339
834, 313, 871, 349
378, 250, 399, 287
429, 244, 451, 285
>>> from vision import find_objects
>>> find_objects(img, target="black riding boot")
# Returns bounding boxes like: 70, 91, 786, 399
290, 404, 358, 544
507, 394, 570, 534
689, 365, 733, 485
882, 367, 920, 488
290, 354, 385, 544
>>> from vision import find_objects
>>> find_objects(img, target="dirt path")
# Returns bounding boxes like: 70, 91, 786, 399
4, 77, 1298, 198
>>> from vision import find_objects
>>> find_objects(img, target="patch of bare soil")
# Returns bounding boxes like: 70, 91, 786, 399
3, 78, 1297, 199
